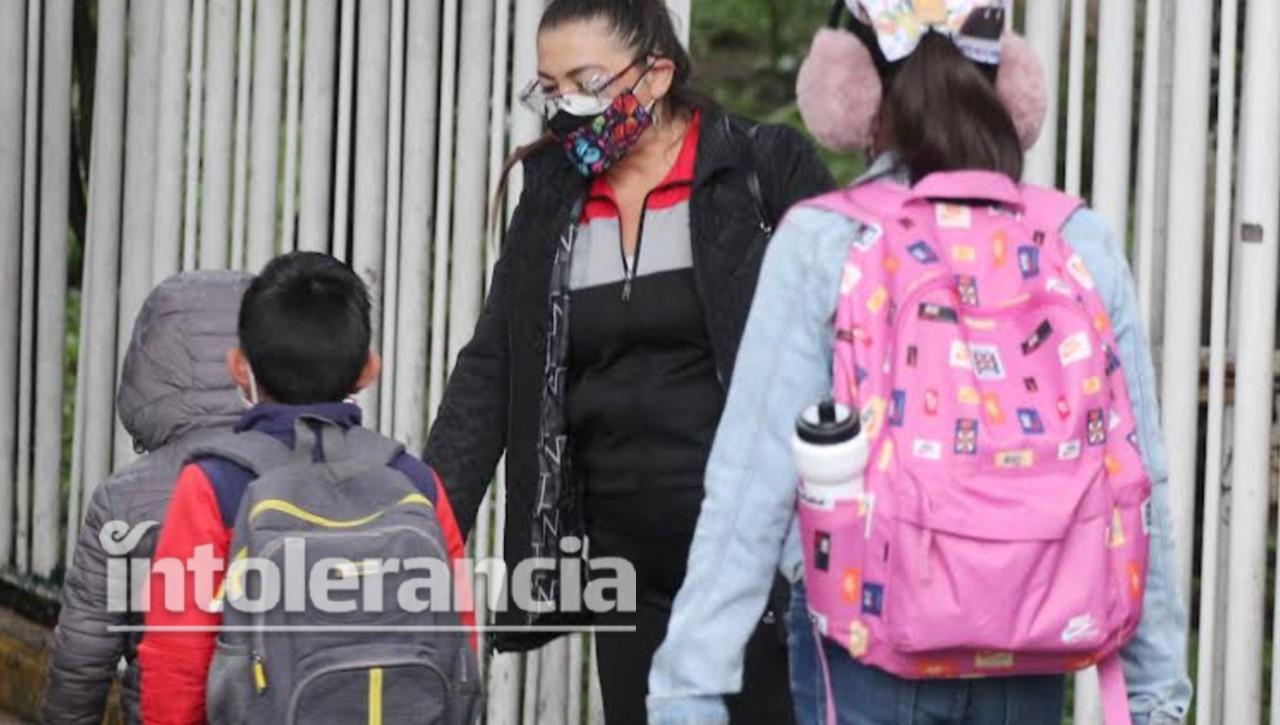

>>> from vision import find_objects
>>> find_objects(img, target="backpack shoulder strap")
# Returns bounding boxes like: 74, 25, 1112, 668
725, 114, 775, 235
1018, 182, 1085, 236
1098, 653, 1134, 725
339, 426, 407, 467
801, 180, 909, 227
847, 180, 913, 217
285, 416, 405, 467
186, 430, 292, 477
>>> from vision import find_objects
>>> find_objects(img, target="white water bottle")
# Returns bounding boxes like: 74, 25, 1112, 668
792, 400, 869, 507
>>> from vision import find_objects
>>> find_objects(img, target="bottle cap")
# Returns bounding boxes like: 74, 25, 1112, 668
795, 399, 860, 445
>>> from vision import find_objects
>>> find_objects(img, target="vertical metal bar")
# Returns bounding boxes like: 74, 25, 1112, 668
151, 0, 191, 283
475, 0, 512, 677
113, 0, 164, 468
246, 0, 284, 272
489, 460, 521, 719
229, 0, 255, 269
1151, 4, 1177, 351
64, 279, 89, 557
568, 634, 585, 725
587, 636, 605, 725
1160, 0, 1214, 608
1232, 0, 1280, 718
492, 6, 538, 716
79, 0, 128, 529
280, 0, 303, 252
486, 0, 511, 287
31, 0, 73, 576
330, 0, 356, 261
1022, 0, 1063, 187
0, 0, 27, 568
115, 0, 161, 364
200, 0, 239, 269
1073, 669, 1101, 725
1090, 0, 1136, 239
352, 0, 390, 423
1132, 0, 1165, 332
522, 650, 541, 725
447, 0, 493, 375
538, 638, 570, 723
426, 0, 458, 418
1196, 1, 1241, 721
489, 653, 524, 725
377, 0, 405, 436
489, 444, 522, 721
393, 0, 440, 449
182, 0, 207, 272
1062, 0, 1086, 196
298, 0, 337, 253
14, 0, 41, 572
505, 0, 544, 213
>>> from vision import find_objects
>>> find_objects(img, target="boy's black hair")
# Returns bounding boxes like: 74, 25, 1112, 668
239, 251, 372, 404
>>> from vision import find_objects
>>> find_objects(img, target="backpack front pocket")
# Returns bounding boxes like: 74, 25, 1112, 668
287, 650, 452, 725
883, 467, 1122, 655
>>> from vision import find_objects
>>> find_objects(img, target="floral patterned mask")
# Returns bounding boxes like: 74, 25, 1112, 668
548, 71, 655, 177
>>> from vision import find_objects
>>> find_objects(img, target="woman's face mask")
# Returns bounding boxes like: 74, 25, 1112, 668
523, 60, 657, 177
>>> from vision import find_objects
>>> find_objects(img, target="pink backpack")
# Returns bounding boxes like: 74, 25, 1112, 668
796, 171, 1151, 724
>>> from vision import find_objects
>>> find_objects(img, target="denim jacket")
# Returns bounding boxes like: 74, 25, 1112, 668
648, 158, 1193, 724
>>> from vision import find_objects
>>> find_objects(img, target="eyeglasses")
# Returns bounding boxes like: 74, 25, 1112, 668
519, 57, 646, 120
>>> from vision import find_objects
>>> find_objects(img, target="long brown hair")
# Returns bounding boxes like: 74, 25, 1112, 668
489, 0, 702, 231
880, 31, 1024, 183
489, 133, 554, 236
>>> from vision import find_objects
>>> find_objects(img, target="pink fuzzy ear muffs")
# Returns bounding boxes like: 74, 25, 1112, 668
796, 5, 1048, 152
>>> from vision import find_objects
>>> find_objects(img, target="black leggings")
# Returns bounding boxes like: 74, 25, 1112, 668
587, 487, 796, 725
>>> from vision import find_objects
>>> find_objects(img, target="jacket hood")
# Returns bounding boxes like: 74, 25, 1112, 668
116, 270, 252, 452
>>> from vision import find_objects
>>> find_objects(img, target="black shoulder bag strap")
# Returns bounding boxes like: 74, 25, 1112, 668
745, 125, 775, 236
722, 114, 776, 237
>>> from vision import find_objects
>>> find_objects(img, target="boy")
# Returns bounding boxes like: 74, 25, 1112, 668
138, 252, 474, 724
45, 271, 250, 725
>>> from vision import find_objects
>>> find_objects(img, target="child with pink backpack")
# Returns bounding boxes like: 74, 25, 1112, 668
648, 2, 1191, 724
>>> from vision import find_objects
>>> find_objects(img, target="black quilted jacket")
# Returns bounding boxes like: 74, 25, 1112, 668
423, 108, 835, 651
44, 271, 249, 724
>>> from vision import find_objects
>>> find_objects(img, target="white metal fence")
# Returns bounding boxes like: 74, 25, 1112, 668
0, 0, 1277, 723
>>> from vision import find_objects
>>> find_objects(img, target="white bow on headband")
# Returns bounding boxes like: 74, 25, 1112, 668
849, 0, 1005, 65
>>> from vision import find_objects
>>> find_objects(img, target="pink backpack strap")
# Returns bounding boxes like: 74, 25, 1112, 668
805, 172, 1083, 234
800, 181, 912, 227
1018, 183, 1085, 236
907, 170, 1023, 207
1098, 654, 1134, 725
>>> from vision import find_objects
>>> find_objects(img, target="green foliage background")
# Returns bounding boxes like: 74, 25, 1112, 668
690, 0, 868, 183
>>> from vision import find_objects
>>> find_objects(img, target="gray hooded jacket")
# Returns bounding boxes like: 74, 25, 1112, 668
44, 271, 250, 725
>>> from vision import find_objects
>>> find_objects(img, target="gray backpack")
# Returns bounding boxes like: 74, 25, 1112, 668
200, 415, 482, 724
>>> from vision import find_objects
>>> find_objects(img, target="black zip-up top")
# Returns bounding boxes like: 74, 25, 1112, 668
568, 111, 717, 500
424, 107, 835, 651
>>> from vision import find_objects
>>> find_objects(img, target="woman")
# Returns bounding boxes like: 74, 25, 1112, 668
423, 1, 834, 722
648, 2, 1193, 724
